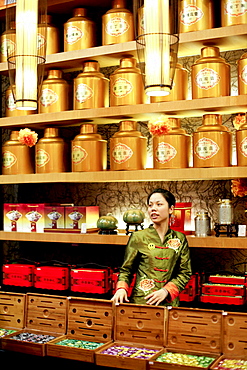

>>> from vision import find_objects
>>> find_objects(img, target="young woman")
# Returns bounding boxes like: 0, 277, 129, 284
112, 188, 192, 306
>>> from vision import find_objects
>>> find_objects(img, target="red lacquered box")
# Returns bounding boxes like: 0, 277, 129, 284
208, 274, 247, 285
70, 268, 111, 294
201, 283, 245, 297
2, 264, 35, 287
179, 274, 200, 302
34, 266, 70, 290
111, 271, 136, 297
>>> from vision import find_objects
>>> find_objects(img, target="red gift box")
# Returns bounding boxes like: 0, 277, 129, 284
179, 273, 200, 302
2, 263, 35, 287
70, 268, 111, 294
34, 266, 70, 290
169, 202, 192, 235
111, 271, 136, 297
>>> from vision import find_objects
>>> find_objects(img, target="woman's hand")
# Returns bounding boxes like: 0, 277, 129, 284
145, 288, 168, 306
111, 288, 129, 304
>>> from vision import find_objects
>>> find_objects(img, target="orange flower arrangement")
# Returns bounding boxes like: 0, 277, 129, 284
231, 179, 247, 197
18, 128, 38, 147
148, 115, 171, 136
233, 113, 246, 130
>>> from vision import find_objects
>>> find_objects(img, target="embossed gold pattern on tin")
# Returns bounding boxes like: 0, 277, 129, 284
110, 57, 145, 106
0, 21, 16, 63
193, 114, 231, 168
180, 0, 214, 33
102, 0, 134, 45
237, 52, 247, 95
191, 46, 230, 99
110, 120, 147, 170
35, 128, 69, 173
221, 0, 247, 26
150, 63, 188, 103
2, 131, 34, 175
152, 118, 191, 169
74, 61, 109, 109
38, 14, 59, 55
72, 124, 107, 172
39, 69, 69, 113
236, 118, 247, 166
64, 8, 96, 52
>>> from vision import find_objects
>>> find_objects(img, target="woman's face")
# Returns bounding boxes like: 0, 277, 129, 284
148, 193, 174, 225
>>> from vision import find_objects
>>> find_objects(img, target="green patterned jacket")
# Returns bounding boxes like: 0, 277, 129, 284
116, 225, 192, 306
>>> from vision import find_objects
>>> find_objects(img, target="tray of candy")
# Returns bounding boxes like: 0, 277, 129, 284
95, 340, 164, 370
210, 356, 247, 370
149, 349, 218, 370
1, 329, 61, 356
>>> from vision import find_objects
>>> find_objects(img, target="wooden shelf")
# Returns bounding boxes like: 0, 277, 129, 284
1, 166, 246, 184
0, 95, 246, 129
0, 24, 246, 74
0, 231, 245, 248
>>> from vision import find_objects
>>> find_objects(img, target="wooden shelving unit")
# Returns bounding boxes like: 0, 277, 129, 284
0, 231, 245, 249
0, 166, 246, 184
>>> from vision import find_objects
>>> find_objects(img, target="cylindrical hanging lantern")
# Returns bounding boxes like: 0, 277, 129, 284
6, 0, 47, 111
133, 0, 180, 97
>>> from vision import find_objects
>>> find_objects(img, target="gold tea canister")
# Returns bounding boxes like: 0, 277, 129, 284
180, 0, 214, 32
0, 22, 16, 63
64, 8, 96, 52
237, 52, 247, 95
2, 131, 34, 175
151, 63, 189, 103
236, 119, 247, 166
39, 70, 69, 113
35, 128, 69, 173
74, 61, 109, 109
38, 14, 60, 55
72, 124, 107, 172
110, 120, 147, 170
193, 114, 231, 168
5, 86, 36, 117
102, 0, 134, 45
221, 0, 247, 26
153, 118, 191, 169
191, 46, 230, 99
110, 57, 145, 106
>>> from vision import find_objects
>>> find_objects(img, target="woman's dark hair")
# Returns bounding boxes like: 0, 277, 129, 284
147, 188, 176, 208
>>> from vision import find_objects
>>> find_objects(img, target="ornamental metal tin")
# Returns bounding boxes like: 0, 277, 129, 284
112, 77, 133, 97
2, 150, 17, 168
40, 88, 58, 107
105, 17, 129, 37
195, 137, 219, 160
36, 148, 50, 167
154, 142, 177, 164
112, 143, 133, 164
195, 68, 220, 90
180, 5, 204, 25
240, 65, 247, 85
75, 83, 93, 103
72, 145, 88, 164
240, 137, 247, 157
65, 26, 83, 44
6, 91, 15, 111
224, 0, 247, 17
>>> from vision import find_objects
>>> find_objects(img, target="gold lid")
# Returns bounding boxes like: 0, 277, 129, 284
203, 114, 222, 126
201, 46, 220, 58
83, 60, 100, 72
44, 128, 59, 137
112, 0, 126, 9
10, 131, 19, 140
120, 57, 137, 68
47, 70, 63, 79
73, 8, 87, 17
119, 120, 137, 131
40, 14, 52, 24
80, 124, 97, 134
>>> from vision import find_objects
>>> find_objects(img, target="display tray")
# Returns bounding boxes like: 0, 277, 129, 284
200, 294, 246, 305
0, 291, 26, 348
149, 348, 218, 370
46, 297, 114, 362
1, 293, 67, 356
95, 340, 163, 370
95, 303, 165, 370
210, 355, 247, 370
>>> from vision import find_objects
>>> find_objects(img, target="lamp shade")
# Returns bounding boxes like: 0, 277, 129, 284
6, 0, 47, 110
133, 0, 180, 96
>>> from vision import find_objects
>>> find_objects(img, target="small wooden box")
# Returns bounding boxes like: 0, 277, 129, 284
210, 311, 247, 370
46, 297, 113, 362
95, 303, 165, 370
0, 291, 26, 348
1, 293, 67, 356
149, 307, 222, 370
